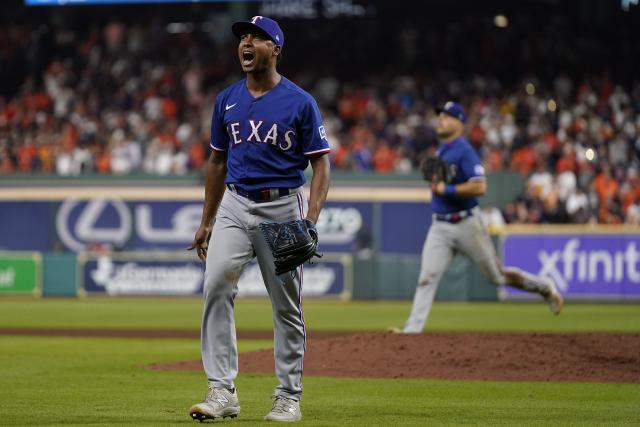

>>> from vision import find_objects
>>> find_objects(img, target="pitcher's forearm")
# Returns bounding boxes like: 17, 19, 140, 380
200, 151, 228, 227
306, 155, 330, 223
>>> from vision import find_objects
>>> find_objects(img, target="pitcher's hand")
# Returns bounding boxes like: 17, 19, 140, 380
188, 225, 212, 261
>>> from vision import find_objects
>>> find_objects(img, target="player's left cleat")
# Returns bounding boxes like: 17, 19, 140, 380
264, 396, 301, 422
542, 277, 564, 316
189, 386, 240, 422
387, 326, 422, 334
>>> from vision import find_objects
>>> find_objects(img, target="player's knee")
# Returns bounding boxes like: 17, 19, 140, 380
488, 273, 506, 287
501, 266, 521, 285
275, 307, 304, 327
204, 267, 242, 297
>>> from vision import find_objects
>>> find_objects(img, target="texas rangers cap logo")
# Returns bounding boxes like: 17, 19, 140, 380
437, 101, 467, 123
233, 15, 284, 47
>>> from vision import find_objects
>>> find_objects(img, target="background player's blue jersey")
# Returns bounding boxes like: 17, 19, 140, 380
210, 77, 330, 191
430, 136, 486, 214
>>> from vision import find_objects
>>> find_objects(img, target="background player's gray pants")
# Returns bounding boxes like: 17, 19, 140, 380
201, 189, 307, 400
404, 207, 507, 333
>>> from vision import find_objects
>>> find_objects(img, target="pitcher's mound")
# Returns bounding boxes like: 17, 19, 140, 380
149, 332, 640, 383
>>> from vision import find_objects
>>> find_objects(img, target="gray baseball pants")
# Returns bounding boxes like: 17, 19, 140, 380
201, 188, 307, 400
403, 207, 550, 333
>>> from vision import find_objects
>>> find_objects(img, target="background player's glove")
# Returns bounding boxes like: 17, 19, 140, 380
420, 156, 454, 183
260, 219, 322, 275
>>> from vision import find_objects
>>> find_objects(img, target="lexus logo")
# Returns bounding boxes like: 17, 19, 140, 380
56, 199, 132, 252
55, 198, 202, 252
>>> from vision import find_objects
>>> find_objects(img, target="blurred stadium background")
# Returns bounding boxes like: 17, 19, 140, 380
1, 0, 639, 301
1, 1, 640, 425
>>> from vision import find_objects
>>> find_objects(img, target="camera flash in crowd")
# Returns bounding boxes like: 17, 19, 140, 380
494, 15, 509, 28
525, 82, 535, 95
585, 148, 596, 161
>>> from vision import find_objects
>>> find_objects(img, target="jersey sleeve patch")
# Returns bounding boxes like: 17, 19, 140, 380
299, 97, 330, 154
459, 144, 485, 182
318, 125, 327, 140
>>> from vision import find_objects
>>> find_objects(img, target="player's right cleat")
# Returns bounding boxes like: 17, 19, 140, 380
264, 395, 301, 422
542, 277, 564, 316
189, 387, 240, 422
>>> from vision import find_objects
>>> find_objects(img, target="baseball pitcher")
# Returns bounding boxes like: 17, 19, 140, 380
399, 102, 563, 334
188, 16, 330, 422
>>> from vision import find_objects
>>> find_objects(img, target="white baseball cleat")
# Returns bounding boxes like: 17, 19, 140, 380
264, 396, 301, 422
542, 277, 564, 316
387, 326, 421, 334
189, 387, 240, 422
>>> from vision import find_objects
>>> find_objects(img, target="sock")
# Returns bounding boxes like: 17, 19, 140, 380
503, 267, 549, 295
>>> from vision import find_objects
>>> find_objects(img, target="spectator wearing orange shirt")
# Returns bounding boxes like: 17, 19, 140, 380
373, 140, 397, 173
593, 165, 621, 223
17, 136, 38, 172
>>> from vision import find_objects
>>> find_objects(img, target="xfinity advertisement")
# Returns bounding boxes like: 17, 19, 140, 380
503, 234, 640, 300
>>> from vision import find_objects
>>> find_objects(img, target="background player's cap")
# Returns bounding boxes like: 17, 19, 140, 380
232, 16, 284, 47
436, 101, 467, 123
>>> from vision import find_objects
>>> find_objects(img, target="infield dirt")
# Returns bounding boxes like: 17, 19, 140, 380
149, 331, 640, 384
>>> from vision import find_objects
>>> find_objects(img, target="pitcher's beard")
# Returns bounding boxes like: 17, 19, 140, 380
437, 128, 454, 139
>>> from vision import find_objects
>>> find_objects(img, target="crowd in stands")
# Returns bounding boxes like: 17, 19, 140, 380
1, 10, 639, 225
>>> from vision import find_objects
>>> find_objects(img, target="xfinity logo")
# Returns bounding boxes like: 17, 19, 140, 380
537, 239, 640, 291
56, 199, 202, 252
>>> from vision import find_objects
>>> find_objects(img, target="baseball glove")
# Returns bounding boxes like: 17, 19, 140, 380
260, 219, 321, 275
420, 156, 454, 183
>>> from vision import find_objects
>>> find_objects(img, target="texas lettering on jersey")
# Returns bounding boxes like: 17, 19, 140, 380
210, 77, 330, 191
226, 120, 298, 151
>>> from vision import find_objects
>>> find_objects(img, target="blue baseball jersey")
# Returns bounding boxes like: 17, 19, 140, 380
210, 77, 330, 191
430, 136, 486, 214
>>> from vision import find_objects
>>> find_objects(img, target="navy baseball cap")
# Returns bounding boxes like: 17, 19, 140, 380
436, 101, 467, 123
232, 16, 284, 47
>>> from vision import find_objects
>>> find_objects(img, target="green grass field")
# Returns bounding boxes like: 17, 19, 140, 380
0, 298, 639, 426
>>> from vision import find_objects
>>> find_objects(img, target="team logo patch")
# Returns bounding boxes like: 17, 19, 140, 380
474, 164, 486, 176
318, 125, 327, 140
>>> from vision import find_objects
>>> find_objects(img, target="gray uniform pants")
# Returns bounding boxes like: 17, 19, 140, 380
201, 188, 307, 400
404, 207, 505, 333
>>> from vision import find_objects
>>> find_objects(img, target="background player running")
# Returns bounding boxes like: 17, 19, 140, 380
188, 16, 330, 422
397, 102, 563, 334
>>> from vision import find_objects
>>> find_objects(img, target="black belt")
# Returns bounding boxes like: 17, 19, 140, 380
226, 184, 296, 203
435, 209, 474, 223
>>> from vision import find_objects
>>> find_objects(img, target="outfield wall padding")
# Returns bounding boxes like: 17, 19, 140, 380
42, 253, 77, 297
